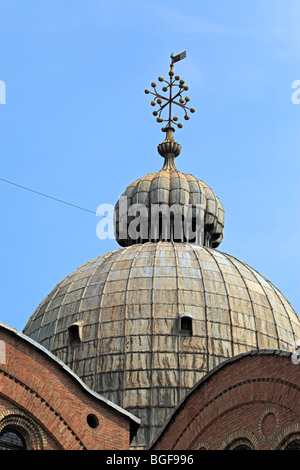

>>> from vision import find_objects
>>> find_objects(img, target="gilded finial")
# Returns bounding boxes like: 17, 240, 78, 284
145, 51, 195, 131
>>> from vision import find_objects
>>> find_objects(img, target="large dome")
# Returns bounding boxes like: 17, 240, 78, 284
23, 241, 300, 449
22, 58, 300, 449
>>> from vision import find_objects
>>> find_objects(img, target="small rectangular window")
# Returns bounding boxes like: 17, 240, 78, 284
68, 322, 83, 346
180, 316, 193, 337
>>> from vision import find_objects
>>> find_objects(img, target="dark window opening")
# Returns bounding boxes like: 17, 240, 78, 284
0, 428, 27, 450
68, 322, 82, 346
180, 316, 193, 337
232, 444, 251, 450
284, 439, 300, 450
225, 438, 254, 450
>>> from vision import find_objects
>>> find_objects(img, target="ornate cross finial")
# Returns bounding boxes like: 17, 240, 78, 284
145, 51, 195, 131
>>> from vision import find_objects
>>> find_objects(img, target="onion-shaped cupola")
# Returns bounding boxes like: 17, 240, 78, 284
114, 53, 224, 249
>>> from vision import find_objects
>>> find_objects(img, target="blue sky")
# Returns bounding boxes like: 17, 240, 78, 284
0, 0, 299, 332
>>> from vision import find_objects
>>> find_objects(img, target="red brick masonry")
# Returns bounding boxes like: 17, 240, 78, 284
150, 350, 300, 450
0, 323, 140, 450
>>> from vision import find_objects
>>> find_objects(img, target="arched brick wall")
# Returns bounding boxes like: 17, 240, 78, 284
0, 370, 85, 449
0, 408, 46, 450
150, 350, 300, 450
0, 323, 140, 450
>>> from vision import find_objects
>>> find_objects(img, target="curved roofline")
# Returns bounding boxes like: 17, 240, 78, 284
23, 243, 299, 326
0, 321, 141, 428
148, 348, 294, 449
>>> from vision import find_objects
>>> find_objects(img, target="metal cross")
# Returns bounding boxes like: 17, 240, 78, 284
145, 51, 195, 130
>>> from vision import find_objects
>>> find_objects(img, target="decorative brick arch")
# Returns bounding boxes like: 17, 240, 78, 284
218, 429, 260, 450
176, 377, 297, 450
150, 351, 300, 451
0, 324, 140, 450
270, 424, 300, 450
0, 408, 46, 450
194, 441, 210, 450
0, 370, 85, 449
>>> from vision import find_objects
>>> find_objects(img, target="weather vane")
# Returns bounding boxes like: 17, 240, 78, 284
145, 51, 195, 131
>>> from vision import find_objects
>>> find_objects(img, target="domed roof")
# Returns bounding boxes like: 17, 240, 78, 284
114, 127, 224, 248
23, 242, 300, 449
22, 55, 300, 450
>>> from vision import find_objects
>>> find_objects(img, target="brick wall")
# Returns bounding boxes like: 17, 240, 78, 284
0, 324, 139, 450
150, 350, 300, 450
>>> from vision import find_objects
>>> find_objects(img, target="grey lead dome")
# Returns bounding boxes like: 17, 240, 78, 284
21, 86, 300, 449
23, 242, 300, 449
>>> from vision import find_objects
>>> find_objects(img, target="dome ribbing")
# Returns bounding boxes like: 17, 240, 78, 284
23, 242, 300, 449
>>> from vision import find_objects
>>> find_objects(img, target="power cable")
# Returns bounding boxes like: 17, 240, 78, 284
0, 177, 112, 217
